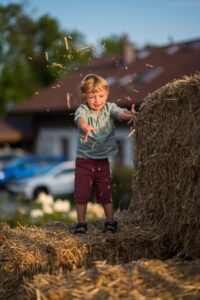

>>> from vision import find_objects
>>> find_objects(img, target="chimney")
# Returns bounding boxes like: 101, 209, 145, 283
123, 35, 136, 65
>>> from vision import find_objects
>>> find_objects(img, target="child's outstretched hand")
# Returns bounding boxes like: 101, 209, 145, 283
77, 117, 98, 143
127, 104, 138, 125
83, 125, 98, 143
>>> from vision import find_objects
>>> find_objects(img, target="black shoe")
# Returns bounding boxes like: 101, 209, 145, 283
102, 221, 118, 234
73, 222, 88, 234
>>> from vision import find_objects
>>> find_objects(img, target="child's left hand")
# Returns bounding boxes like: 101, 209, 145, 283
127, 104, 138, 125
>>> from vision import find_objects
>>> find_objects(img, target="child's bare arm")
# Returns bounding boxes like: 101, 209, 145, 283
120, 104, 138, 124
76, 117, 98, 143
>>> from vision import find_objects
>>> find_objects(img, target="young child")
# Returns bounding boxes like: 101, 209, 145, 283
73, 73, 137, 234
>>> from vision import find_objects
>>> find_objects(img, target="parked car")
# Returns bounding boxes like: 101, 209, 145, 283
7, 160, 75, 199
0, 154, 66, 188
0, 149, 27, 169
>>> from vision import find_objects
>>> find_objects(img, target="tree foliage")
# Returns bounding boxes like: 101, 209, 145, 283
0, 3, 93, 116
0, 3, 134, 117
100, 35, 124, 56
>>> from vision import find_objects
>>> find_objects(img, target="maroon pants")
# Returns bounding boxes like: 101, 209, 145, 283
74, 157, 113, 204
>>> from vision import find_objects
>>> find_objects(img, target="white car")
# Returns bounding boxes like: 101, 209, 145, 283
7, 161, 75, 200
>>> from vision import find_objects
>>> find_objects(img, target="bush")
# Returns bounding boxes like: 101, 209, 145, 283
111, 167, 133, 210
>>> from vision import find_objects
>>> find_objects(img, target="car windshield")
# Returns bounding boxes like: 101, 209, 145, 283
35, 164, 57, 175
0, 155, 17, 166
22, 164, 59, 178
54, 168, 75, 176
5, 157, 62, 169
29, 164, 74, 178
5, 157, 25, 168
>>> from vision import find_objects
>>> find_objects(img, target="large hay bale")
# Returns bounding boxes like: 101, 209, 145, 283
129, 73, 200, 258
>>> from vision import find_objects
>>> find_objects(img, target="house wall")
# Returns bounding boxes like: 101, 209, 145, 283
36, 127, 78, 161
114, 128, 135, 167
36, 127, 134, 167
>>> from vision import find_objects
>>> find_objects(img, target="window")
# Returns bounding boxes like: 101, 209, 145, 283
118, 74, 134, 86
136, 66, 163, 84
61, 138, 69, 159
165, 44, 180, 55
184, 40, 200, 52
137, 49, 151, 59
105, 76, 116, 85
55, 168, 75, 177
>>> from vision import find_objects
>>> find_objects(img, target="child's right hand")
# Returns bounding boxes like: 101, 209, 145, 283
77, 117, 98, 143
83, 125, 98, 143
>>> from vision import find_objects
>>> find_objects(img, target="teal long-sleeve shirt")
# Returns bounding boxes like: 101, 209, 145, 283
74, 102, 126, 159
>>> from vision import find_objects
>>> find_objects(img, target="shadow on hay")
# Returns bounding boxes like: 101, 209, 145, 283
134, 264, 184, 297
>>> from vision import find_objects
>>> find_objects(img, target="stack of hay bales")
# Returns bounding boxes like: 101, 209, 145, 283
129, 73, 200, 258
0, 219, 169, 299
1, 220, 200, 299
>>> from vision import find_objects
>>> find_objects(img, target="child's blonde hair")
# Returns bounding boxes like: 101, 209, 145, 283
80, 74, 109, 97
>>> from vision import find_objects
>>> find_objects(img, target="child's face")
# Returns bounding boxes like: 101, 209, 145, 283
85, 89, 108, 113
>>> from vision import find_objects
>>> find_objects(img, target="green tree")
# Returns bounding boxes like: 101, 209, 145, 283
0, 3, 94, 116
142, 42, 156, 50
100, 35, 124, 56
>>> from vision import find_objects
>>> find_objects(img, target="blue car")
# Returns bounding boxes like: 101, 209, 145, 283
0, 155, 66, 188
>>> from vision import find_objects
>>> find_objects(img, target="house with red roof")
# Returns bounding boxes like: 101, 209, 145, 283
2, 37, 200, 166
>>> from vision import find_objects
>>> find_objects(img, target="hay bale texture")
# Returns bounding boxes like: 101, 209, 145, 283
0, 218, 170, 299
129, 73, 200, 258
1, 221, 200, 299
21, 258, 200, 300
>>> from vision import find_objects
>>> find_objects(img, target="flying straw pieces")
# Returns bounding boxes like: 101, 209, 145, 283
52, 62, 64, 68
127, 128, 135, 138
64, 36, 69, 50
66, 93, 71, 108
45, 51, 48, 61
129, 73, 200, 259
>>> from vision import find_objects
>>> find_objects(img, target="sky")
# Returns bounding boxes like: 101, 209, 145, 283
2, 0, 200, 48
